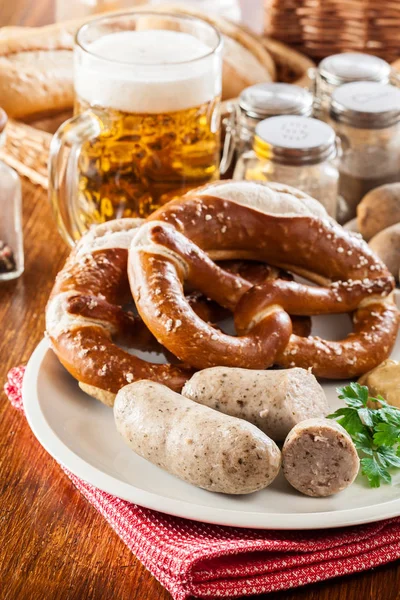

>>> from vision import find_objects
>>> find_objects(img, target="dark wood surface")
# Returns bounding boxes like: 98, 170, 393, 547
1, 1, 400, 599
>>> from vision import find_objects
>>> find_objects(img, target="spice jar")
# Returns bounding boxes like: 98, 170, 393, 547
0, 109, 23, 281
313, 53, 397, 120
330, 82, 400, 220
233, 115, 339, 217
221, 83, 313, 175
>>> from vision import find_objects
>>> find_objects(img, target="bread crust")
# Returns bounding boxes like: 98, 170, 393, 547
0, 5, 276, 119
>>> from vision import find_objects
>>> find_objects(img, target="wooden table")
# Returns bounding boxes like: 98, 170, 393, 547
1, 1, 400, 599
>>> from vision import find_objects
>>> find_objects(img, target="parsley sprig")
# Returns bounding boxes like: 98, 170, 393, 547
328, 383, 400, 488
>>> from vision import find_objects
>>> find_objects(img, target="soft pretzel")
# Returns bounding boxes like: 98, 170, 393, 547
45, 219, 195, 406
128, 181, 399, 378
46, 215, 297, 404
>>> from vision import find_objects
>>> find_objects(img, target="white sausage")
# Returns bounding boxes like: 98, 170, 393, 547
182, 367, 329, 441
282, 418, 360, 497
114, 380, 281, 494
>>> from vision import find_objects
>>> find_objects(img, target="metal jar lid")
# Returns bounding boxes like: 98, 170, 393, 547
318, 53, 391, 86
239, 83, 313, 120
254, 115, 337, 166
330, 82, 400, 129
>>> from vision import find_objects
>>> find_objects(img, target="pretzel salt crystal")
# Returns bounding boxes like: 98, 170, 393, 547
129, 181, 398, 378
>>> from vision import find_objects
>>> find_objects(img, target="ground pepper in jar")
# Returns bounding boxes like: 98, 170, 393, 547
0, 107, 24, 281
330, 82, 400, 221
313, 53, 394, 121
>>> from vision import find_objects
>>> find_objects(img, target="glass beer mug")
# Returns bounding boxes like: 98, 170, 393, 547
49, 11, 223, 246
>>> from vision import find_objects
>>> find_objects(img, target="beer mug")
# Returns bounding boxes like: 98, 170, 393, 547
49, 11, 223, 245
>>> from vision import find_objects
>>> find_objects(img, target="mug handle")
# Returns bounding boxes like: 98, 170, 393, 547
49, 110, 103, 247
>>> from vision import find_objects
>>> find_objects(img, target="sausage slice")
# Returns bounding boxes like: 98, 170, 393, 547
282, 418, 359, 497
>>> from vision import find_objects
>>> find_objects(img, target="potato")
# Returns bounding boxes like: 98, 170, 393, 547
357, 183, 400, 241
369, 222, 400, 280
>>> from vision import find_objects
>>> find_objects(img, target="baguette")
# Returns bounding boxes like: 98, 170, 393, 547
0, 22, 77, 119
0, 5, 276, 120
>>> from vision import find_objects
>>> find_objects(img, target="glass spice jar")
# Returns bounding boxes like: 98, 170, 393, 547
330, 81, 400, 221
220, 83, 313, 175
233, 115, 339, 217
0, 109, 24, 281
313, 52, 399, 121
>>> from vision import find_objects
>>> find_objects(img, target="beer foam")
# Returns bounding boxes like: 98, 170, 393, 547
75, 30, 221, 114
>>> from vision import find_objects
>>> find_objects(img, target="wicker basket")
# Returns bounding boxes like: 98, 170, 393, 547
0, 120, 51, 189
264, 0, 400, 63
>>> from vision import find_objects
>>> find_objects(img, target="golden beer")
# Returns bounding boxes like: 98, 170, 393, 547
75, 96, 220, 229
49, 12, 223, 245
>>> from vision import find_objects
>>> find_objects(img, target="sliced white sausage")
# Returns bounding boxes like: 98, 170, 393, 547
282, 418, 360, 497
182, 367, 329, 441
114, 380, 281, 495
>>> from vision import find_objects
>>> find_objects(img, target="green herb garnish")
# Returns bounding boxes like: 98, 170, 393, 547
328, 382, 400, 488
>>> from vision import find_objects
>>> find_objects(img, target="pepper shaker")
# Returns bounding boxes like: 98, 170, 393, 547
0, 109, 24, 281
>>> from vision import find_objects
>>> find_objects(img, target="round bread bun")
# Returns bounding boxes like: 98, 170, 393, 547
357, 183, 400, 242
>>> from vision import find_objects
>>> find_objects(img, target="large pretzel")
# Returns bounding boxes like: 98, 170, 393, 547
128, 181, 399, 378
46, 216, 301, 405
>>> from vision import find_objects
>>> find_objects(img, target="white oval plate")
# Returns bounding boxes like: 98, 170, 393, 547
23, 305, 400, 530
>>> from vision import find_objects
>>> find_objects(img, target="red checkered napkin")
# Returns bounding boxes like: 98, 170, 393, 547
5, 365, 400, 599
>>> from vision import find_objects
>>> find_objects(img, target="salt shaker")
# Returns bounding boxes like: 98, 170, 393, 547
0, 110, 23, 281
221, 83, 313, 175
233, 115, 339, 217
313, 53, 397, 120
330, 82, 400, 220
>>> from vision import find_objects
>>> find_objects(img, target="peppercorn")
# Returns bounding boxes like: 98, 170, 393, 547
0, 240, 16, 273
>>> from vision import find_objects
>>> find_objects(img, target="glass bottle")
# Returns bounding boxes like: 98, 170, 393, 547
313, 52, 399, 121
221, 83, 313, 175
234, 115, 339, 217
0, 109, 23, 281
330, 81, 400, 220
